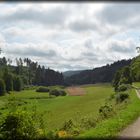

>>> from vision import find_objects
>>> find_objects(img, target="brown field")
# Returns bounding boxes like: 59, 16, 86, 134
66, 86, 85, 96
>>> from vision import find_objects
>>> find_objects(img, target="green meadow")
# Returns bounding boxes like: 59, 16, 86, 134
0, 83, 140, 138
0, 84, 113, 131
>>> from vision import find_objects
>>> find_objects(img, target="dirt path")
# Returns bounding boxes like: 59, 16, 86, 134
119, 117, 140, 139
66, 86, 85, 96
118, 89, 140, 139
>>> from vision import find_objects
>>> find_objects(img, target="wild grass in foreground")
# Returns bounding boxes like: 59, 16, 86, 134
79, 89, 140, 139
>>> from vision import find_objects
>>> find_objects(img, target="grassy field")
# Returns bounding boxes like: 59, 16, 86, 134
0, 83, 140, 139
0, 84, 114, 132
80, 83, 140, 138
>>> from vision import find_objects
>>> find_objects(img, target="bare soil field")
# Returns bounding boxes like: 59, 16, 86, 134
66, 86, 85, 96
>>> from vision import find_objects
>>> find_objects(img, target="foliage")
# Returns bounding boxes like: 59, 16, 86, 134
49, 89, 67, 96
65, 59, 132, 85
112, 71, 121, 91
3, 72, 13, 92
13, 76, 23, 91
115, 92, 129, 103
117, 84, 128, 92
46, 130, 58, 140
0, 96, 46, 140
0, 57, 64, 92
113, 55, 140, 86
113, 66, 132, 91
59, 90, 67, 96
79, 116, 96, 130
99, 104, 115, 119
130, 56, 140, 81
119, 66, 132, 85
36, 86, 50, 92
0, 79, 6, 96
0, 84, 117, 138
79, 89, 139, 138
0, 110, 38, 139
60, 119, 81, 136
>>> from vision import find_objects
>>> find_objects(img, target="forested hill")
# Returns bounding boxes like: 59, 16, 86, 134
63, 70, 84, 78
64, 59, 132, 85
0, 57, 64, 89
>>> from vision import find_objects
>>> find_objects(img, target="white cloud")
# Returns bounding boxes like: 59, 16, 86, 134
0, 3, 139, 71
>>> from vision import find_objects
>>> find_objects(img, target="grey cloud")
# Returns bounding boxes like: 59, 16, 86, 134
40, 61, 89, 71
108, 40, 136, 53
81, 52, 98, 61
69, 20, 99, 32
97, 4, 140, 27
5, 45, 57, 58
0, 7, 69, 27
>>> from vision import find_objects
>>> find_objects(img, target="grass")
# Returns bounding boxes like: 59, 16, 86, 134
133, 82, 140, 87
79, 85, 140, 138
0, 84, 113, 132
1, 83, 140, 139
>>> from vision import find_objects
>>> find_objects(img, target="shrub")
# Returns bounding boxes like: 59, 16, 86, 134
108, 93, 115, 101
99, 104, 115, 119
49, 89, 60, 96
49, 89, 67, 97
79, 116, 96, 130
60, 119, 79, 136
117, 84, 128, 92
36, 86, 50, 92
0, 104, 46, 140
0, 79, 6, 96
61, 119, 75, 132
59, 90, 67, 96
115, 92, 129, 103
0, 111, 39, 139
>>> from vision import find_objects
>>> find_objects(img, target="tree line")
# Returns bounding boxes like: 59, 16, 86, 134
0, 57, 64, 95
64, 59, 132, 86
112, 55, 140, 91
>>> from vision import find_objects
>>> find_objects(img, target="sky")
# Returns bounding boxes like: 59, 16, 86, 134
0, 2, 139, 72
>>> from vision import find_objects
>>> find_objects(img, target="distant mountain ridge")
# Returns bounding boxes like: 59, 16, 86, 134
63, 70, 84, 78
64, 59, 132, 85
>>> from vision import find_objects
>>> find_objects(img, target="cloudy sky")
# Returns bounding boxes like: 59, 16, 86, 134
0, 2, 139, 71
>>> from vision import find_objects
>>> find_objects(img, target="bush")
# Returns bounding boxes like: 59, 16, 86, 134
49, 89, 67, 97
79, 116, 96, 130
99, 104, 115, 119
0, 103, 46, 140
115, 92, 129, 103
59, 90, 67, 96
60, 119, 79, 136
117, 84, 128, 92
0, 79, 6, 96
49, 89, 60, 96
0, 110, 42, 139
36, 86, 50, 92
